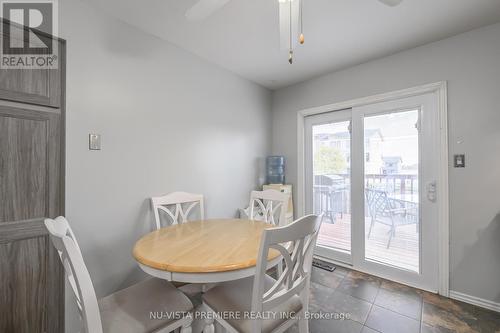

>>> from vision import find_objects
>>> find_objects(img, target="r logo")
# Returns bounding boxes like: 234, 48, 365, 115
2, 2, 53, 54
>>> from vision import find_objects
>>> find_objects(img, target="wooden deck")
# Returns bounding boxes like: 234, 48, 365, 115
317, 214, 419, 272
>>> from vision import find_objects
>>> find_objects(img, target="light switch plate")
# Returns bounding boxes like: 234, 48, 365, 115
89, 134, 101, 150
454, 154, 465, 168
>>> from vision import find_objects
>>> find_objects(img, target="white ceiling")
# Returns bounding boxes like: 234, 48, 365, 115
83, 0, 500, 89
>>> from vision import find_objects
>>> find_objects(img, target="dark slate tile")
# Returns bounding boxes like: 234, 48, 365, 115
422, 291, 477, 316
422, 302, 479, 332
285, 324, 298, 333
311, 266, 344, 289
421, 291, 487, 332
472, 305, 500, 333
379, 279, 423, 298
328, 291, 373, 324
337, 271, 381, 303
365, 305, 420, 333
332, 265, 351, 278
421, 323, 456, 333
309, 282, 336, 313
286, 317, 363, 333
361, 326, 380, 333
374, 286, 422, 320
309, 317, 364, 333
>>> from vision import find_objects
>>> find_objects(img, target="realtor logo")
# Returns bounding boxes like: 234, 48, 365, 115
0, 0, 58, 69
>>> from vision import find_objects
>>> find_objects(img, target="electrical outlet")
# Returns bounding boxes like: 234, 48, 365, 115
89, 134, 101, 150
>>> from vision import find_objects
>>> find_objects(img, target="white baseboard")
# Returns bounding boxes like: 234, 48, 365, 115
449, 290, 500, 313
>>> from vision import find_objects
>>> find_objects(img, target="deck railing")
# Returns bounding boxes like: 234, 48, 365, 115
313, 173, 418, 217
364, 174, 418, 195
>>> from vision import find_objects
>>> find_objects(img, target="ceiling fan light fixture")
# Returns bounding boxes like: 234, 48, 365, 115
185, 0, 403, 64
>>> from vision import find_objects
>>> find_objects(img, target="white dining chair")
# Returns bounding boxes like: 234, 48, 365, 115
249, 189, 289, 226
151, 192, 205, 230
201, 214, 323, 333
45, 217, 193, 333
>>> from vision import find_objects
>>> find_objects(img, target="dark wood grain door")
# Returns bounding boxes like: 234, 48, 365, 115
0, 21, 61, 108
0, 35, 65, 333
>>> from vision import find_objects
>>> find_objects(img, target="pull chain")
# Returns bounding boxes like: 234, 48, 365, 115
299, 0, 304, 44
288, 0, 293, 64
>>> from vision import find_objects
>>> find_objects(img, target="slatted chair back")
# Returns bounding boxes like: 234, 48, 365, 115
45, 218, 103, 333
249, 189, 289, 226
44, 217, 84, 313
251, 214, 323, 332
151, 192, 205, 229
365, 188, 391, 217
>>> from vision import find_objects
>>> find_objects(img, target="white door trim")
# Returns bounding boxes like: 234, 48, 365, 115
296, 81, 449, 296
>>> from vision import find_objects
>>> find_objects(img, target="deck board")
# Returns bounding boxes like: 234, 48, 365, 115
317, 214, 419, 272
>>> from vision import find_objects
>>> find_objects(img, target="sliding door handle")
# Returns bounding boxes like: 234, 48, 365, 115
426, 181, 437, 202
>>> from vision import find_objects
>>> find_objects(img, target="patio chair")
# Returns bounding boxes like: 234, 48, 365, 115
365, 188, 418, 248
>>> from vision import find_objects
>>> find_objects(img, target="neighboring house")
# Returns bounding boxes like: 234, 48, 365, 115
314, 129, 384, 174
364, 129, 384, 174
382, 156, 403, 175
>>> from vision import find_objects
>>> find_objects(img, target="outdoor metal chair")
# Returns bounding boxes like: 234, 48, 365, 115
365, 188, 418, 248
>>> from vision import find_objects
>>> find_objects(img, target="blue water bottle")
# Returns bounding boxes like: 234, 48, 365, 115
266, 156, 285, 184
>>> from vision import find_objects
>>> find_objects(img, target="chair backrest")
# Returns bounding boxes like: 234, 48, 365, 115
249, 189, 289, 226
44, 218, 103, 333
251, 214, 322, 332
365, 188, 390, 216
151, 192, 205, 230
44, 217, 84, 311
61, 235, 103, 333
44, 216, 82, 254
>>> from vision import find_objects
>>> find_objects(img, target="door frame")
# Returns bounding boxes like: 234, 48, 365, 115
296, 81, 449, 296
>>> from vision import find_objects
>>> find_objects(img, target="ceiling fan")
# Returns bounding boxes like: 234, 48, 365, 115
185, 0, 403, 63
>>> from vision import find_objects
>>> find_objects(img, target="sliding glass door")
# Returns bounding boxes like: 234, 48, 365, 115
305, 94, 439, 291
305, 110, 352, 263
363, 110, 420, 272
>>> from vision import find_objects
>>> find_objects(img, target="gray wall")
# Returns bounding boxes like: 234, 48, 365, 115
60, 0, 271, 330
272, 23, 500, 304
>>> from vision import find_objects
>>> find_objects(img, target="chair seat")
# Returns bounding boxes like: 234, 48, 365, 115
202, 275, 303, 333
99, 278, 193, 333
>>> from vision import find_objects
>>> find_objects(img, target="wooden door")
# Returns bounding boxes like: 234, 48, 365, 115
0, 21, 61, 108
0, 36, 65, 333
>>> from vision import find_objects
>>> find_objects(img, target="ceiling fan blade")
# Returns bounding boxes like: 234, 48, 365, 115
378, 0, 403, 6
185, 0, 232, 21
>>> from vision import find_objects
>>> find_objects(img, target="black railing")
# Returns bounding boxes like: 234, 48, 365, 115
313, 174, 418, 218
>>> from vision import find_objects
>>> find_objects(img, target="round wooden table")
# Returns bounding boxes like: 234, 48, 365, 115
133, 219, 281, 283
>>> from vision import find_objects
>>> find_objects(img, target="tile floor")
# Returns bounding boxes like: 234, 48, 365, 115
287, 266, 500, 333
